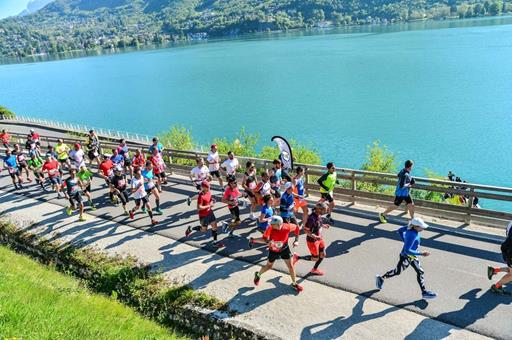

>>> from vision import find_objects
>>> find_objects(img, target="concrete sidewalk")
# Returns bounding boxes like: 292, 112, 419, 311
0, 191, 489, 340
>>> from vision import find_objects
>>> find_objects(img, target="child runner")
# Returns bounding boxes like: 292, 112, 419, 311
2, 149, 23, 189
375, 217, 437, 299
187, 157, 210, 206
129, 169, 158, 225
317, 162, 337, 224
64, 169, 86, 221
41, 154, 62, 198
221, 175, 241, 237
252, 216, 303, 293
380, 160, 416, 223
293, 202, 329, 275
207, 144, 223, 187
185, 180, 224, 248
76, 165, 96, 210
111, 167, 130, 215
487, 221, 512, 295
242, 161, 258, 219
293, 166, 308, 225
27, 153, 46, 190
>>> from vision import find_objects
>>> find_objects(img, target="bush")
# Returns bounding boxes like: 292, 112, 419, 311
357, 141, 397, 193
159, 125, 195, 151
212, 127, 259, 157
0, 105, 16, 119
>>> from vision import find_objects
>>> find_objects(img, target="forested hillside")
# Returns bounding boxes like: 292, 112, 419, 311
0, 0, 509, 57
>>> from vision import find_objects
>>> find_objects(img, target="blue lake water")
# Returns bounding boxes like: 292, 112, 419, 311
1, 17, 512, 206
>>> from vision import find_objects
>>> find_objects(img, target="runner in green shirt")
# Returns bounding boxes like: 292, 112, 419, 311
77, 165, 96, 210
27, 153, 45, 190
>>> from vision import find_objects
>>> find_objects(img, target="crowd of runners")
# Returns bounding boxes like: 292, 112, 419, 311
0, 128, 511, 296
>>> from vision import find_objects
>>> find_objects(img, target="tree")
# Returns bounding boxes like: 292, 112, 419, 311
0, 105, 16, 119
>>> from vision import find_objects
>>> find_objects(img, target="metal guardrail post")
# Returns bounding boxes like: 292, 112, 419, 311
351, 171, 356, 204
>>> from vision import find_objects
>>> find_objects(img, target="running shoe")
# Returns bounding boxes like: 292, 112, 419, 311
222, 221, 230, 234
249, 213, 257, 220
376, 276, 384, 290
129, 210, 135, 219
490, 284, 511, 295
123, 210, 129, 216
78, 216, 86, 222
141, 207, 147, 213
90, 204, 97, 211
187, 197, 192, 206
309, 268, 325, 276
253, 272, 261, 286
422, 291, 438, 299
185, 226, 192, 237
151, 219, 158, 226
66, 207, 72, 216
248, 237, 254, 249
212, 241, 225, 248
292, 253, 299, 266
327, 217, 334, 225
291, 283, 304, 293
487, 266, 495, 280
154, 208, 163, 215
379, 213, 387, 224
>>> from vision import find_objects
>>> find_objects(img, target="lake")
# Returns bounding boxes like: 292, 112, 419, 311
1, 16, 512, 207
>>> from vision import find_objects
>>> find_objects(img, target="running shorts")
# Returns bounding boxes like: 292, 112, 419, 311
282, 216, 298, 225
68, 192, 83, 206
210, 170, 221, 178
321, 192, 334, 203
49, 176, 61, 185
307, 239, 326, 257
135, 196, 149, 206
8, 169, 20, 179
294, 197, 308, 209
88, 149, 99, 160
199, 211, 216, 227
394, 195, 413, 206
268, 246, 292, 263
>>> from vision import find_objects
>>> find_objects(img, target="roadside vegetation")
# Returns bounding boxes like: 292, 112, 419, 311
0, 105, 16, 119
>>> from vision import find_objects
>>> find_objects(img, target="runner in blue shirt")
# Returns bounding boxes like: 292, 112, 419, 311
379, 160, 415, 224
280, 182, 297, 225
2, 149, 23, 189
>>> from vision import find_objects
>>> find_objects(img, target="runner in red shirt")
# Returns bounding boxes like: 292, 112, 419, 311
99, 154, 116, 203
41, 154, 63, 198
293, 202, 329, 276
221, 175, 241, 237
0, 129, 10, 149
252, 215, 303, 293
131, 148, 145, 175
185, 181, 224, 248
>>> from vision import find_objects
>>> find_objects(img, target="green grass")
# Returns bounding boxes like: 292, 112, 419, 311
0, 245, 187, 340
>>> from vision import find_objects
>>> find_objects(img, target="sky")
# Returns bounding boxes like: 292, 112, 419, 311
0, 0, 31, 19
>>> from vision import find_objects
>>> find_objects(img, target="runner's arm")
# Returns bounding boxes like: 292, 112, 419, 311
317, 173, 329, 191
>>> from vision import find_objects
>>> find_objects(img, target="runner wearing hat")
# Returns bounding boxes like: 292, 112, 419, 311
487, 221, 512, 295
207, 144, 223, 187
251, 215, 303, 293
379, 160, 416, 223
129, 168, 158, 225
375, 217, 437, 299
317, 162, 337, 224
149, 147, 167, 191
185, 180, 224, 248
280, 181, 297, 224
293, 202, 329, 275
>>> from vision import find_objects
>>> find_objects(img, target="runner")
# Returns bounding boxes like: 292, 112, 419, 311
187, 157, 210, 206
256, 195, 274, 233
13, 144, 31, 183
375, 217, 437, 299
76, 165, 96, 210
86, 130, 101, 168
111, 148, 125, 169
29, 129, 41, 148
241, 161, 258, 219
110, 167, 130, 215
128, 169, 158, 225
69, 143, 86, 170
27, 153, 46, 190
185, 180, 224, 248
379, 160, 416, 223
273, 158, 292, 183
293, 166, 308, 225
41, 154, 62, 198
280, 182, 297, 224
251, 216, 303, 293
141, 161, 163, 215
253, 172, 272, 219
148, 137, 164, 154
98, 154, 116, 202
25, 134, 40, 157
46, 145, 58, 160
117, 139, 132, 177
221, 175, 241, 237
2, 149, 23, 189
268, 168, 281, 208
63, 168, 86, 221
487, 221, 512, 295
221, 151, 240, 178
293, 202, 329, 275
131, 148, 145, 175
55, 139, 71, 171
207, 144, 223, 187
149, 147, 167, 190
317, 162, 337, 224
0, 129, 11, 149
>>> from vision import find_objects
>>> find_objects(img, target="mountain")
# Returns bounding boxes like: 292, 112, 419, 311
18, 0, 55, 16
0, 0, 509, 58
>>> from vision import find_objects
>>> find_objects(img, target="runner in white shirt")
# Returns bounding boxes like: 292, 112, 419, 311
187, 157, 211, 206
69, 143, 86, 170
221, 151, 240, 177
128, 169, 157, 225
207, 144, 223, 187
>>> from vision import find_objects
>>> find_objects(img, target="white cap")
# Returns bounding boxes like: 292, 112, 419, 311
270, 215, 283, 225
284, 182, 293, 190
409, 217, 429, 229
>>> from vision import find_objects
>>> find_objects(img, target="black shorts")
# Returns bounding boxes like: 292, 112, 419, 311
245, 189, 255, 198
18, 162, 28, 169
272, 188, 281, 199
88, 150, 99, 160
68, 192, 83, 206
124, 158, 132, 166
135, 196, 149, 206
394, 195, 413, 206
83, 184, 91, 193
268, 246, 292, 263
115, 190, 129, 205
58, 158, 69, 164
229, 206, 240, 221
321, 192, 334, 203
282, 216, 298, 225
156, 172, 166, 179
210, 170, 221, 178
199, 211, 216, 227
194, 183, 202, 191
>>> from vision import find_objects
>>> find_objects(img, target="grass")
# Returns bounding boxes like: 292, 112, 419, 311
0, 245, 187, 340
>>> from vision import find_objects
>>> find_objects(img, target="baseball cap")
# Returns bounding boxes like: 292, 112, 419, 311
284, 182, 293, 190
409, 217, 429, 229
270, 215, 283, 225
201, 180, 210, 188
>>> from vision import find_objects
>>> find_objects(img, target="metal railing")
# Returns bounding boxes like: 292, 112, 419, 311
5, 130, 512, 227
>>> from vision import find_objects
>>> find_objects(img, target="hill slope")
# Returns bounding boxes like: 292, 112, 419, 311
0, 0, 509, 58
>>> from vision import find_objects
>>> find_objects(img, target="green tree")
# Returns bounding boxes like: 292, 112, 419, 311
158, 125, 195, 151
0, 105, 16, 119
357, 141, 397, 193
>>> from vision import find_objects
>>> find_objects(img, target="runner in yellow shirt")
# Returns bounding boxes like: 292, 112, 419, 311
55, 139, 71, 172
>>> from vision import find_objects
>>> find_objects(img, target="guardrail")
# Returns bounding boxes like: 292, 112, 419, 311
5, 131, 512, 227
